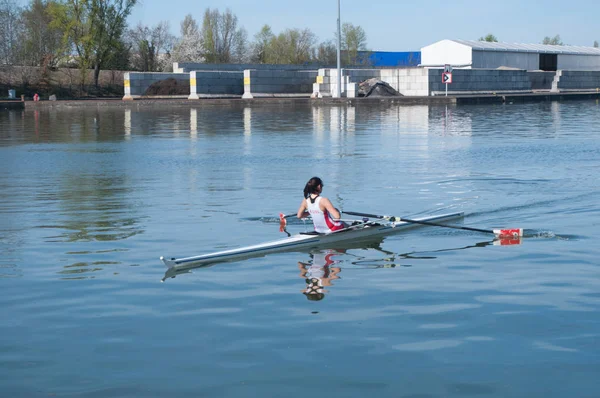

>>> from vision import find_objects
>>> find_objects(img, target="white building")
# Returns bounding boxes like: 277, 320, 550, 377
421, 39, 600, 71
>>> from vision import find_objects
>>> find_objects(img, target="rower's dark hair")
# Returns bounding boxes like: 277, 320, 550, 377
304, 292, 325, 301
303, 177, 323, 199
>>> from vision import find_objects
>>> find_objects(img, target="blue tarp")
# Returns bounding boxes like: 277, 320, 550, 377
367, 51, 421, 67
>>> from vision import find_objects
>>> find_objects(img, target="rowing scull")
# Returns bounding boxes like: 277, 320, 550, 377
160, 212, 464, 271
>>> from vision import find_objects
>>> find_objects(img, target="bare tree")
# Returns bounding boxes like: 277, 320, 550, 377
594, 40, 599, 48
127, 21, 175, 71
21, 0, 64, 67
315, 40, 336, 66
0, 0, 24, 65
172, 14, 203, 63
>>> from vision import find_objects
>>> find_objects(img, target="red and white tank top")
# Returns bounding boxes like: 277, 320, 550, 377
306, 196, 345, 233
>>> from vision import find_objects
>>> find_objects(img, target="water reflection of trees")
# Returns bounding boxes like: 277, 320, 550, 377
53, 175, 143, 243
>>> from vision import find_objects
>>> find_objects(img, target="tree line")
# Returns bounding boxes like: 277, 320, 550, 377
0, 0, 368, 88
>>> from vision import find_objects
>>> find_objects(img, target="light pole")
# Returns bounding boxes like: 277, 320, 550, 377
336, 0, 341, 98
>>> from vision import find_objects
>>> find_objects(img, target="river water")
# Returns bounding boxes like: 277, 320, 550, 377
1, 100, 599, 397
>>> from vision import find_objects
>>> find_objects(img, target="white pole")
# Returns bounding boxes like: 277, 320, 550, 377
336, 0, 341, 98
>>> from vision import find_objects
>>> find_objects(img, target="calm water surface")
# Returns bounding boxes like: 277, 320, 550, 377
1, 101, 599, 397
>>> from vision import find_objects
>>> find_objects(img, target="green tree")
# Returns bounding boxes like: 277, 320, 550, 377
478, 34, 498, 42
201, 8, 247, 63
88, 0, 136, 85
50, 0, 136, 88
250, 24, 274, 63
266, 28, 316, 64
542, 35, 563, 45
0, 0, 24, 65
341, 22, 367, 66
21, 0, 64, 67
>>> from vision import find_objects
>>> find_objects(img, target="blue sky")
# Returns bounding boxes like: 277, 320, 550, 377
130, 0, 599, 51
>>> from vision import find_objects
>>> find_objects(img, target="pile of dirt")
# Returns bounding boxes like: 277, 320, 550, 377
358, 78, 402, 97
144, 78, 190, 96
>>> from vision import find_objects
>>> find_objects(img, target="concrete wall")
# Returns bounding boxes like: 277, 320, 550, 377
528, 71, 555, 90
472, 51, 539, 70
313, 68, 532, 97
313, 68, 428, 97
558, 55, 600, 71
123, 72, 189, 99
384, 69, 430, 96
312, 69, 350, 98
555, 70, 600, 90
188, 71, 243, 99
421, 40, 473, 67
174, 62, 319, 73
242, 70, 318, 98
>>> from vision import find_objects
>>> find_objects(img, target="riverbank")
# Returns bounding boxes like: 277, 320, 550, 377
4, 91, 600, 111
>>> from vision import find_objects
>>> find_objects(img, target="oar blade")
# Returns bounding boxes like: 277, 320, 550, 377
279, 213, 287, 232
493, 228, 523, 238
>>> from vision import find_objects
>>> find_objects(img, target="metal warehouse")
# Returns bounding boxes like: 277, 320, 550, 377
421, 39, 600, 71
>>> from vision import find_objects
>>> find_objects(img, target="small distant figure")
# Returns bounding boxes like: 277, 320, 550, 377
33, 93, 39, 101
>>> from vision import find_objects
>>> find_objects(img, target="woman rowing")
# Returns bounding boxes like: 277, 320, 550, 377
297, 177, 347, 233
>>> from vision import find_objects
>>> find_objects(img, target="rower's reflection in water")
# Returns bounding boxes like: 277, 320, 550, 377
298, 249, 344, 301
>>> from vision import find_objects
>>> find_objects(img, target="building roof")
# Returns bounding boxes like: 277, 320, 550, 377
451, 39, 600, 56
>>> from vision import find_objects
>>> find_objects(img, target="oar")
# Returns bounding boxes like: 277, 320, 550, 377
343, 211, 523, 238
279, 212, 310, 232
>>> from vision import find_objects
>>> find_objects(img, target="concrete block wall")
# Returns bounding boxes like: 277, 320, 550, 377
313, 69, 382, 97
242, 70, 318, 98
528, 71, 555, 90
429, 69, 531, 95
313, 69, 345, 98
556, 70, 600, 90
188, 71, 243, 99
175, 62, 320, 73
123, 72, 189, 99
381, 68, 430, 96
313, 68, 431, 97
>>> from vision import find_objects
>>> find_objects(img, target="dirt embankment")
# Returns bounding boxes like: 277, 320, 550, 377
0, 65, 126, 99
144, 78, 190, 96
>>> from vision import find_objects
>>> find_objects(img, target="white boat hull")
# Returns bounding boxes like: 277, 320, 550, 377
160, 212, 464, 271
